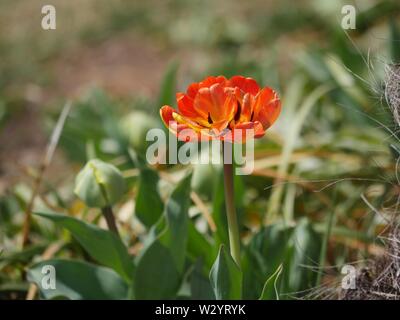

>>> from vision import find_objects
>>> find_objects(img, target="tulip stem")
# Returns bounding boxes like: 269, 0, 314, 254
223, 143, 241, 267
101, 206, 120, 238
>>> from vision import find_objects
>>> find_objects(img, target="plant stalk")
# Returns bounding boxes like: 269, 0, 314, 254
21, 163, 46, 248
222, 143, 241, 267
101, 206, 120, 238
21, 102, 71, 249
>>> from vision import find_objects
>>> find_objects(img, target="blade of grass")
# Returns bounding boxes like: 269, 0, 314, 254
316, 185, 337, 287
21, 102, 72, 248
266, 84, 333, 223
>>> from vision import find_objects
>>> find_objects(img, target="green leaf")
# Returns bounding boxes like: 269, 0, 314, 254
134, 240, 180, 299
0, 243, 48, 266
267, 84, 332, 220
390, 18, 400, 62
259, 264, 283, 300
59, 89, 124, 163
133, 174, 192, 299
27, 259, 128, 300
209, 245, 242, 300
284, 218, 321, 294
34, 211, 134, 283
159, 173, 192, 273
135, 168, 164, 228
187, 222, 215, 269
190, 259, 215, 300
158, 62, 178, 107
242, 222, 292, 299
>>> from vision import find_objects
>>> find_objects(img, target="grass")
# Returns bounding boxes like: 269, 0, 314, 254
0, 0, 400, 300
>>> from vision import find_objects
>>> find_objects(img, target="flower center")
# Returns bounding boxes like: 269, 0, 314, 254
207, 112, 213, 124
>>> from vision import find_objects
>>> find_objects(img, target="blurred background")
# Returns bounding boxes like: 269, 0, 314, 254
1, 0, 400, 299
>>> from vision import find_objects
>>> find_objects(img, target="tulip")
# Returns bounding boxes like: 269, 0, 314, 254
160, 75, 280, 143
160, 75, 281, 266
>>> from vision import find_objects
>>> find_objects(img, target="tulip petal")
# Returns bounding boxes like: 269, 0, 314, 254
176, 93, 196, 117
229, 75, 260, 96
172, 112, 206, 131
177, 126, 211, 142
194, 83, 234, 123
160, 105, 176, 128
186, 82, 200, 99
199, 75, 227, 89
186, 76, 227, 99
230, 121, 265, 142
238, 93, 254, 123
253, 87, 281, 129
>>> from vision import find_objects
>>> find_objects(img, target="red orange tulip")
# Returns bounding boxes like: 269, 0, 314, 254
160, 75, 281, 143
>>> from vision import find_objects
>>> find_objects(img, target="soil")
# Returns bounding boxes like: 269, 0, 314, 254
340, 225, 400, 300
49, 33, 169, 99
0, 33, 174, 194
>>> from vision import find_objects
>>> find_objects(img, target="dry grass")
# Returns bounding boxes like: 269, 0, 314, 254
340, 222, 400, 300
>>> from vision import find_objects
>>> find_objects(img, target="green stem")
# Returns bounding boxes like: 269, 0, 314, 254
101, 206, 120, 238
223, 143, 241, 267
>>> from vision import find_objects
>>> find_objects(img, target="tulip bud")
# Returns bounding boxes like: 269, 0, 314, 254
119, 111, 159, 153
74, 159, 126, 208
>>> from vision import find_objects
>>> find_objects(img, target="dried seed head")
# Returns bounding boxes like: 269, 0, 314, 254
385, 64, 400, 127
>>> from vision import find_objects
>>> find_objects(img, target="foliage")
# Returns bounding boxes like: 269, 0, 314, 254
1, 0, 400, 300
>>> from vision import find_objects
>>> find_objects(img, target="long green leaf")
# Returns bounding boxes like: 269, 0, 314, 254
284, 218, 321, 294
242, 222, 292, 299
209, 245, 242, 300
190, 259, 215, 300
158, 62, 178, 108
133, 174, 192, 299
187, 222, 215, 269
259, 264, 283, 300
134, 240, 180, 299
27, 259, 128, 300
135, 168, 164, 228
267, 84, 332, 221
159, 173, 192, 273
34, 211, 134, 283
